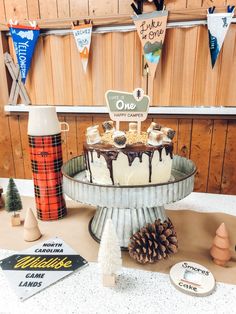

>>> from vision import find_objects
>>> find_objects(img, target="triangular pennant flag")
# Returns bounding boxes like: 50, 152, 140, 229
132, 10, 168, 77
207, 8, 234, 68
8, 24, 40, 84
72, 23, 92, 73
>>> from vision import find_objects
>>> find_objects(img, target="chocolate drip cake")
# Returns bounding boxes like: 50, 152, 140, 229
84, 122, 175, 186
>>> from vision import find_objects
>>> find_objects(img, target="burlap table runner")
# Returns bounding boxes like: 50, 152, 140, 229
0, 197, 235, 285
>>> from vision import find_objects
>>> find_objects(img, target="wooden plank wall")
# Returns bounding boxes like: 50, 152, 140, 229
5, 24, 236, 107
1, 0, 236, 21
0, 1, 236, 195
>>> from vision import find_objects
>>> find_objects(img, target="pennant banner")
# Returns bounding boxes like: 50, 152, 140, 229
9, 24, 40, 84
73, 23, 92, 73
132, 10, 168, 77
207, 10, 234, 68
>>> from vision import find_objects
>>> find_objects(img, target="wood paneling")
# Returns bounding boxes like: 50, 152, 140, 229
38, 0, 58, 19
1, 110, 236, 195
202, 0, 226, 8
0, 0, 235, 23
27, 0, 40, 20
89, 0, 118, 16
4, 0, 28, 21
0, 1, 235, 29
217, 25, 236, 106
177, 119, 192, 158
0, 0, 6, 21
76, 115, 93, 154
0, 1, 236, 195
166, 0, 187, 10
19, 115, 31, 178
0, 32, 14, 178
187, 1, 202, 9
43, 36, 54, 104
57, 0, 70, 18
65, 115, 78, 159
207, 120, 228, 193
118, 0, 132, 14
221, 121, 236, 194
8, 115, 24, 178
153, 28, 176, 106
190, 119, 213, 192
70, 0, 89, 17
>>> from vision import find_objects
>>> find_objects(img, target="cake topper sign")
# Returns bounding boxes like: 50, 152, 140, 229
105, 88, 150, 133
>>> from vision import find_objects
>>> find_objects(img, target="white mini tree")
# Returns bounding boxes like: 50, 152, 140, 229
98, 219, 122, 287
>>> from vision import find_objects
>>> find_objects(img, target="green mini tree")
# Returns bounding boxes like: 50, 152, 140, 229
5, 178, 22, 216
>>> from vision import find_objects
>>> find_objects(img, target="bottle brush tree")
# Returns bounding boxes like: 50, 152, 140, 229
98, 219, 122, 286
5, 178, 22, 216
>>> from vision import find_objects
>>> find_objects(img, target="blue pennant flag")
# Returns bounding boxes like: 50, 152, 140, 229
207, 8, 234, 68
9, 24, 40, 84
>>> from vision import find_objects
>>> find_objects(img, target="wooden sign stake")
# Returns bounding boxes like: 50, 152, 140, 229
116, 121, 120, 131
4, 52, 31, 106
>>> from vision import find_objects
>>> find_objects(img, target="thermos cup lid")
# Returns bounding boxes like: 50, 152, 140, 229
28, 106, 69, 136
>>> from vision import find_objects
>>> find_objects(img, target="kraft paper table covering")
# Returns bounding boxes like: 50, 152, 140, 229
0, 197, 235, 285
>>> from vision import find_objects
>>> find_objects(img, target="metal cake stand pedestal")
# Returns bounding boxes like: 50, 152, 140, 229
62, 155, 196, 249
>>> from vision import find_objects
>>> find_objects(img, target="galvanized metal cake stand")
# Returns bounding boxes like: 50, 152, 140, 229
62, 155, 196, 249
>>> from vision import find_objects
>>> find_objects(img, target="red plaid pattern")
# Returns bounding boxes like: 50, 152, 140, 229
28, 134, 67, 221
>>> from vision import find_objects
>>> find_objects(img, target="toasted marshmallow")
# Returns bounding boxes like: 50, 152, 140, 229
147, 122, 162, 133
113, 131, 127, 148
161, 127, 176, 142
86, 125, 101, 145
148, 130, 163, 146
102, 120, 115, 133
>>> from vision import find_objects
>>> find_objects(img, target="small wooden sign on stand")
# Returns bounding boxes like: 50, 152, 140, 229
105, 88, 150, 134
4, 52, 31, 105
170, 261, 215, 297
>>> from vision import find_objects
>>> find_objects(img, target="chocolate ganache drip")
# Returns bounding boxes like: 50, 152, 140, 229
83, 142, 173, 185
123, 151, 143, 166
145, 151, 154, 183
84, 150, 92, 183
97, 150, 119, 185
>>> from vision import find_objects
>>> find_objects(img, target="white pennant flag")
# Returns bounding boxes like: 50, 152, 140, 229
207, 7, 234, 68
72, 23, 92, 73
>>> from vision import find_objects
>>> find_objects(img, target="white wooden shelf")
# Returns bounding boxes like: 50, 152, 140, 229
4, 104, 236, 116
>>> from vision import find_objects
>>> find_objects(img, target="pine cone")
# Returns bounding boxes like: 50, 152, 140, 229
128, 218, 178, 264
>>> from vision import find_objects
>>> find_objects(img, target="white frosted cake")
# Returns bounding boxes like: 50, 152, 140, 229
83, 122, 175, 186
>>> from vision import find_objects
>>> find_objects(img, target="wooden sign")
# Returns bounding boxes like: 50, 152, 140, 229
132, 10, 168, 77
170, 261, 215, 297
105, 88, 150, 133
0, 237, 88, 301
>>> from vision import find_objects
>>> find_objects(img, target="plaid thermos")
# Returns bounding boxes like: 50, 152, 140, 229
28, 106, 69, 221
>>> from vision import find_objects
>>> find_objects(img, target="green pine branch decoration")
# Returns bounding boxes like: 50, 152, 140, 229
5, 178, 22, 216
